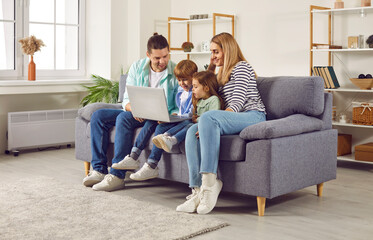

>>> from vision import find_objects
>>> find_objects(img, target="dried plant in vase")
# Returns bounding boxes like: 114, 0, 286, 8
18, 35, 45, 81
181, 42, 194, 52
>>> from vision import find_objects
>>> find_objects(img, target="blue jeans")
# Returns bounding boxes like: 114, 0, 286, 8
146, 122, 181, 165
185, 110, 266, 188
90, 109, 146, 179
130, 120, 159, 157
166, 120, 193, 143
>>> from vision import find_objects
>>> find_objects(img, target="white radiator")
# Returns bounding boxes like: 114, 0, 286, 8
7, 109, 78, 154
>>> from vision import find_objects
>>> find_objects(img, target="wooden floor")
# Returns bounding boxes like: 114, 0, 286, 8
1, 147, 372, 240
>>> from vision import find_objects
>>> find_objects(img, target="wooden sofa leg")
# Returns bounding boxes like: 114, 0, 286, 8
317, 183, 324, 197
84, 161, 91, 176
257, 196, 266, 216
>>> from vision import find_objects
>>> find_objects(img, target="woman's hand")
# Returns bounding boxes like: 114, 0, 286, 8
207, 56, 216, 72
225, 108, 234, 112
195, 130, 199, 139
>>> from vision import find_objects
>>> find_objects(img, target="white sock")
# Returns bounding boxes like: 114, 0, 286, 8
202, 173, 217, 188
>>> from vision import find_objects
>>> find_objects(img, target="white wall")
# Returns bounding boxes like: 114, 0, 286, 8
86, 0, 112, 79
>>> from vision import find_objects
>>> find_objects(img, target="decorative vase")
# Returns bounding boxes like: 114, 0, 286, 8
28, 55, 36, 81
183, 48, 192, 52
361, 0, 371, 7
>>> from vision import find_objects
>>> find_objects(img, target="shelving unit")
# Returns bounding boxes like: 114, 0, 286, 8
311, 5, 373, 163
168, 13, 235, 59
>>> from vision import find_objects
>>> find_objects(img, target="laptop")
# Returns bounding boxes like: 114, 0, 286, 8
126, 85, 192, 123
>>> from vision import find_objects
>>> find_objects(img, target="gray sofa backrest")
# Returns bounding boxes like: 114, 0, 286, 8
257, 76, 324, 120
118, 75, 325, 121
119, 74, 128, 103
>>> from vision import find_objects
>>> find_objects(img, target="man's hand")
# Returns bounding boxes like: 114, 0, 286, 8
125, 103, 132, 112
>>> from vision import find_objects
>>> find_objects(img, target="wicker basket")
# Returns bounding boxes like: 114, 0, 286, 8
352, 102, 373, 125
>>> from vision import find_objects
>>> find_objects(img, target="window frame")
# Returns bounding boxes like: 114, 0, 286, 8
0, 0, 85, 80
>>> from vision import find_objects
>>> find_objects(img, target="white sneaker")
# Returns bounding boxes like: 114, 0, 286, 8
176, 188, 200, 213
92, 174, 125, 192
197, 179, 223, 214
152, 134, 174, 153
82, 170, 106, 187
111, 155, 140, 170
130, 163, 159, 181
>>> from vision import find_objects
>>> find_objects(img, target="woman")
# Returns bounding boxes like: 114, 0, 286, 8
177, 32, 266, 214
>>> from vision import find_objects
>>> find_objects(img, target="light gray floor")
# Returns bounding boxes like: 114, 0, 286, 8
1, 147, 372, 240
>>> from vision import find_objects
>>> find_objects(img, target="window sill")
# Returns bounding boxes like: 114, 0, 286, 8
0, 79, 94, 95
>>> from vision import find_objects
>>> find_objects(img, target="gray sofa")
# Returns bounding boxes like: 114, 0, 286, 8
75, 76, 337, 216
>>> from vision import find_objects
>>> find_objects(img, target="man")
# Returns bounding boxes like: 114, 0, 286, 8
83, 33, 178, 191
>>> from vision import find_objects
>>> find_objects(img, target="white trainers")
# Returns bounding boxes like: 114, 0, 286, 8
197, 179, 223, 214
176, 188, 201, 213
152, 134, 175, 153
92, 174, 125, 192
111, 155, 140, 170
82, 170, 106, 187
130, 163, 159, 181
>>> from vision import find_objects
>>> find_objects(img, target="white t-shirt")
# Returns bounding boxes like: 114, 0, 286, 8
179, 90, 189, 115
149, 68, 166, 88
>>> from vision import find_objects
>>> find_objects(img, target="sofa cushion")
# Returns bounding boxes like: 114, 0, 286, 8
257, 76, 324, 120
78, 103, 123, 121
239, 114, 323, 140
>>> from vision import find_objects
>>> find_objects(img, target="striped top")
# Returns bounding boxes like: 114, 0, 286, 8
219, 61, 266, 113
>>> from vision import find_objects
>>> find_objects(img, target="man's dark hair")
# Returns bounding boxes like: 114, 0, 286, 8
147, 33, 169, 53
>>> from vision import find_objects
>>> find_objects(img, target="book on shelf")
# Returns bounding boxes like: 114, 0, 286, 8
312, 66, 340, 89
313, 44, 343, 49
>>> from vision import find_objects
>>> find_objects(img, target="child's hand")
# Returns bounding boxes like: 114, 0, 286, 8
134, 117, 144, 123
192, 115, 198, 123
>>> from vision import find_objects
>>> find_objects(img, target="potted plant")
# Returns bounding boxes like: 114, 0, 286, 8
366, 35, 373, 48
80, 74, 119, 106
181, 42, 194, 52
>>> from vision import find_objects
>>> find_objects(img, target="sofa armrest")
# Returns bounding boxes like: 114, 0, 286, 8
239, 114, 323, 140
78, 103, 123, 121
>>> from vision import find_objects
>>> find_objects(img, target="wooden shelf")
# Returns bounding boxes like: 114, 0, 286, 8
170, 51, 210, 55
325, 88, 373, 93
332, 121, 373, 129
338, 152, 373, 164
312, 6, 373, 15
312, 48, 373, 52
168, 13, 234, 60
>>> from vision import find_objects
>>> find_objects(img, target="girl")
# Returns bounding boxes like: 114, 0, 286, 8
177, 32, 266, 214
153, 71, 223, 152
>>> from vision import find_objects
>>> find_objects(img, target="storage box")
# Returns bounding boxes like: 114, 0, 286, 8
338, 134, 352, 156
355, 142, 373, 162
352, 102, 373, 125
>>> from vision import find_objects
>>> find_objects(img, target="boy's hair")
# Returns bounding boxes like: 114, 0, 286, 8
174, 60, 198, 79
147, 33, 169, 53
192, 71, 224, 116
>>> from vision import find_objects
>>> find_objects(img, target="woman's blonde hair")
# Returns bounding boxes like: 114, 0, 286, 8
192, 71, 224, 117
211, 32, 250, 86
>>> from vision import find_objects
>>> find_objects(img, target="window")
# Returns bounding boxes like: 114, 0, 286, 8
0, 0, 85, 79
